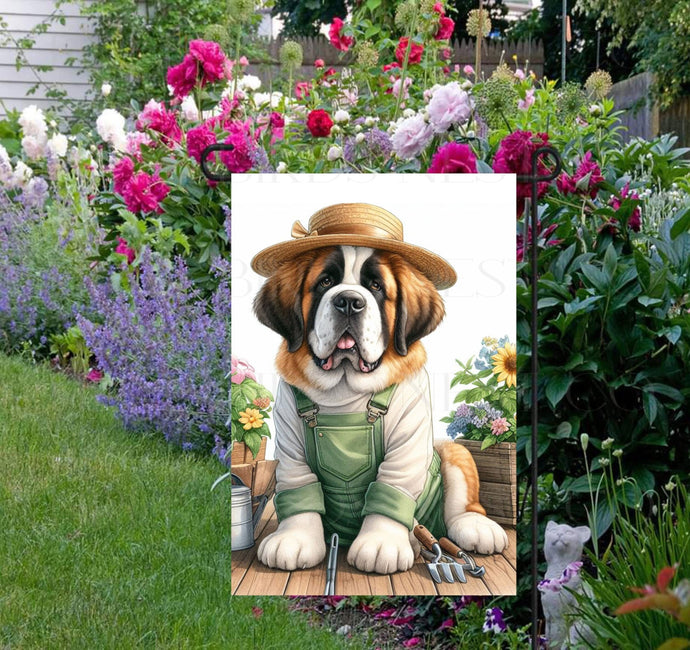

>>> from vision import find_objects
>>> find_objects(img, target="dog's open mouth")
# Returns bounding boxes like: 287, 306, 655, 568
312, 332, 382, 373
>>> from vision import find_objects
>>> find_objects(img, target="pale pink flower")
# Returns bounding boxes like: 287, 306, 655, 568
231, 356, 256, 384
518, 88, 535, 110
426, 81, 472, 133
463, 64, 475, 76
391, 114, 433, 160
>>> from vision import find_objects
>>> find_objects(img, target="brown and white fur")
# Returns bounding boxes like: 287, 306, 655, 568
253, 245, 508, 573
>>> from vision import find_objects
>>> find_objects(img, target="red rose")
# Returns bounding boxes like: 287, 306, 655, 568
435, 16, 455, 41
395, 38, 424, 66
329, 18, 353, 52
306, 109, 333, 137
427, 142, 477, 174
323, 67, 337, 78
492, 130, 551, 216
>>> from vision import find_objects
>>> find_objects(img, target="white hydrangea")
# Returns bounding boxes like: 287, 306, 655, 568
238, 74, 261, 92
180, 95, 199, 121
334, 109, 350, 123
96, 108, 127, 150
21, 135, 46, 160
327, 145, 343, 161
19, 104, 47, 138
46, 133, 68, 158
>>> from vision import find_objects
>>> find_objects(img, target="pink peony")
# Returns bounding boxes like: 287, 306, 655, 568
136, 101, 182, 145
186, 123, 216, 163
219, 121, 254, 173
518, 88, 535, 110
123, 170, 170, 214
231, 356, 256, 384
491, 417, 510, 436
558, 151, 604, 199
314, 58, 325, 68
463, 64, 475, 76
270, 111, 285, 143
125, 131, 153, 158
239, 55, 249, 67
86, 368, 104, 382
493, 130, 551, 216
433, 2, 444, 13
112, 156, 134, 195
395, 37, 424, 66
427, 82, 472, 133
435, 15, 455, 40
383, 62, 400, 73
427, 142, 478, 173
115, 236, 136, 264
166, 40, 228, 99
295, 81, 312, 99
391, 114, 434, 160
607, 182, 642, 232
329, 18, 353, 52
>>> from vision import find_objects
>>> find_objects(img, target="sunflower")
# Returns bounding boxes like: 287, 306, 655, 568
491, 342, 517, 388
239, 408, 265, 430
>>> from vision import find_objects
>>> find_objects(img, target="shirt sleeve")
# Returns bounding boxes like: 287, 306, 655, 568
361, 371, 435, 529
272, 380, 326, 520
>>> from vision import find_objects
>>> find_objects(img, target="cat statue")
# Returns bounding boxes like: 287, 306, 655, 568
539, 520, 591, 649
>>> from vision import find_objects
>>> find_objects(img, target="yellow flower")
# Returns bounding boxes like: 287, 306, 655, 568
239, 408, 265, 430
491, 342, 517, 388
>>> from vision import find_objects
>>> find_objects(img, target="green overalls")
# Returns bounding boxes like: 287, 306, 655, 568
274, 383, 447, 547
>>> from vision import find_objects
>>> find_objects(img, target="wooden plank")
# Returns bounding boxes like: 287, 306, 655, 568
458, 440, 516, 484
284, 561, 327, 596
435, 561, 491, 596
503, 528, 517, 570
335, 550, 393, 596
3, 14, 95, 34
473, 552, 516, 596
391, 558, 438, 596
478, 481, 517, 526
231, 500, 277, 594
234, 557, 291, 596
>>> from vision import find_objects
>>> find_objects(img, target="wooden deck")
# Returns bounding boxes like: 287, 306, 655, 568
232, 500, 517, 596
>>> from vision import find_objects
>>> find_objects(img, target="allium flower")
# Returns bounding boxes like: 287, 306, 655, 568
556, 82, 587, 121
427, 142, 477, 173
474, 76, 518, 129
427, 81, 472, 132
122, 170, 170, 214
96, 108, 127, 149
166, 39, 228, 99
228, 0, 255, 23
19, 104, 47, 138
115, 237, 136, 264
395, 37, 424, 66
343, 128, 392, 166
46, 133, 68, 158
482, 607, 506, 633
585, 69, 613, 100
435, 15, 455, 40
467, 9, 491, 38
136, 100, 183, 145
329, 18, 353, 52
391, 114, 433, 160
279, 40, 304, 70
307, 109, 334, 137
355, 40, 379, 67
220, 120, 255, 173
493, 130, 552, 215
491, 417, 510, 436
186, 123, 216, 164
180, 94, 200, 121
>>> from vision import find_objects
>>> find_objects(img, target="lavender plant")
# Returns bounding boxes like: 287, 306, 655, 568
78, 249, 231, 451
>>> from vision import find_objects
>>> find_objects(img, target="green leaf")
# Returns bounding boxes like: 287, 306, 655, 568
552, 421, 573, 439
580, 263, 608, 292
551, 243, 576, 282
481, 436, 497, 450
657, 638, 690, 650
642, 391, 658, 425
594, 498, 614, 538
670, 205, 690, 239
637, 295, 662, 307
545, 373, 574, 409
603, 244, 618, 279
643, 383, 684, 403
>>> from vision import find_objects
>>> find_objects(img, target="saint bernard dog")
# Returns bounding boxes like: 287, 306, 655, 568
251, 204, 508, 574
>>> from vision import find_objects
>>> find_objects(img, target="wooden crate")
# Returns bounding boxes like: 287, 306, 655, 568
231, 437, 277, 515
455, 440, 516, 527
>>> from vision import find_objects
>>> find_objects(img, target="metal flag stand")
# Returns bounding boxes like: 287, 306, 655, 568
517, 145, 562, 649
200, 140, 563, 647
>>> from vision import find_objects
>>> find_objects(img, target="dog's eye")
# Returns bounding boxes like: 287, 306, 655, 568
370, 280, 382, 292
319, 276, 333, 288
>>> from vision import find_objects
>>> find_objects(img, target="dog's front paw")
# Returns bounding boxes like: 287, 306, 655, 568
257, 512, 326, 570
347, 514, 414, 574
447, 511, 508, 554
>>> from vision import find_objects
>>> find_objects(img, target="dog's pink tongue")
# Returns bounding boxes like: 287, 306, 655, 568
337, 334, 356, 350
322, 355, 333, 371
359, 357, 370, 373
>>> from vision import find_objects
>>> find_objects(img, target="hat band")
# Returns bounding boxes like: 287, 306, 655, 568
291, 220, 400, 241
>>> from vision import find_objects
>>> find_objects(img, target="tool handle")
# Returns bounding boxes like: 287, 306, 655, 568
439, 536, 463, 557
413, 524, 438, 550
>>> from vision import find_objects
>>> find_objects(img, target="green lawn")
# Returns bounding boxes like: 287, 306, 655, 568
0, 354, 353, 649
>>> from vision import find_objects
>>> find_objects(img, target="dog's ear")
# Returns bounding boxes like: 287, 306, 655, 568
392, 259, 446, 356
253, 260, 305, 353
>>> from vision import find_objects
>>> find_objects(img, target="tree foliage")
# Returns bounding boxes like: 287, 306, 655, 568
271, 0, 350, 37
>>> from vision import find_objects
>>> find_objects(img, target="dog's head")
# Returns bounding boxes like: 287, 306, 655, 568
254, 245, 446, 395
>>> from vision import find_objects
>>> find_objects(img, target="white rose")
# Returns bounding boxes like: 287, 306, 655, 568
101, 83, 112, 97
47, 133, 68, 158
239, 74, 261, 92
327, 145, 343, 161
19, 104, 47, 138
180, 95, 200, 121
276, 161, 287, 173
334, 109, 350, 123
96, 108, 126, 145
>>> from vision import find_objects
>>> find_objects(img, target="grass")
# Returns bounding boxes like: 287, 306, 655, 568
0, 354, 354, 649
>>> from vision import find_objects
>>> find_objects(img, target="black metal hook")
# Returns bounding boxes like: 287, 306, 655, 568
199, 143, 235, 182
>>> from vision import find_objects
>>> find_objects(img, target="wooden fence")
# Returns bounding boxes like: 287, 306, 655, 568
610, 72, 690, 148
253, 36, 544, 88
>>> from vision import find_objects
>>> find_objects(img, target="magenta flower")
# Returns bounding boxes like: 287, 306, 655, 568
609, 182, 642, 232
428, 142, 478, 174
115, 237, 136, 264
557, 151, 604, 199
122, 170, 170, 214
166, 39, 228, 99
186, 123, 216, 164
219, 121, 255, 173
435, 15, 455, 40
402, 639, 422, 648
438, 618, 454, 630
231, 356, 256, 384
112, 156, 134, 195
136, 101, 182, 145
86, 368, 104, 382
329, 18, 353, 52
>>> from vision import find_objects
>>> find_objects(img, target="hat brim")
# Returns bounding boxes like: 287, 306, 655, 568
251, 234, 457, 290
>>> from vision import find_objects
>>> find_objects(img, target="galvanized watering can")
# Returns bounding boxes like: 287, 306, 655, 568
230, 474, 268, 551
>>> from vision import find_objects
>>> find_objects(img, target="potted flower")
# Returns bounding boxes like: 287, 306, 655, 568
442, 336, 517, 526
230, 356, 274, 463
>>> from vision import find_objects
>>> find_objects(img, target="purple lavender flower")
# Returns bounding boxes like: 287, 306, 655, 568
470, 400, 492, 428
343, 128, 393, 166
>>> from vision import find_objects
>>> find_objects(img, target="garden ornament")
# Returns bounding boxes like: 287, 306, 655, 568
538, 520, 591, 649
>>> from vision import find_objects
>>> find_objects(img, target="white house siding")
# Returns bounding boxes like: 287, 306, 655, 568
0, 0, 96, 117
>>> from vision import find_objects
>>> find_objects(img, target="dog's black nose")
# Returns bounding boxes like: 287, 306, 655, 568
333, 291, 365, 316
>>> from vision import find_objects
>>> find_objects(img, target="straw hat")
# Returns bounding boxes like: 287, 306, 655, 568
251, 203, 457, 289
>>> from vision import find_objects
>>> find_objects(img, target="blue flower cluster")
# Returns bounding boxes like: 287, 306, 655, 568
446, 400, 503, 439
473, 334, 509, 371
